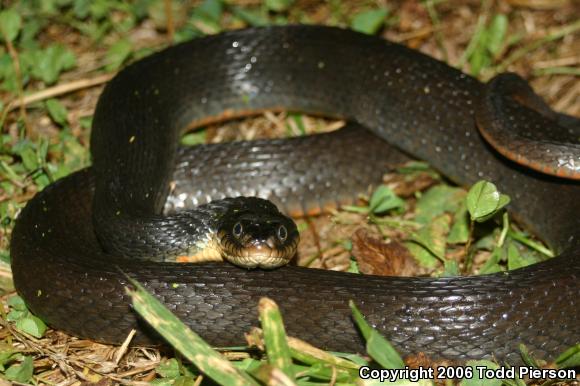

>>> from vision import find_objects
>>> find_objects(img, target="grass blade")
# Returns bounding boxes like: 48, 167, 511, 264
126, 278, 259, 386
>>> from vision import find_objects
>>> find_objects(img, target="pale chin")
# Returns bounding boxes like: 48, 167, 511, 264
223, 249, 289, 269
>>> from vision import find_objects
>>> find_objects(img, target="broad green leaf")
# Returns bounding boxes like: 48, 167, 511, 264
466, 180, 510, 222
350, 9, 388, 35
408, 214, 451, 264
415, 185, 465, 224
0, 9, 22, 42
181, 131, 206, 146
105, 39, 132, 71
157, 358, 181, 379
20, 19, 43, 49
442, 260, 459, 276
45, 99, 68, 126
460, 360, 501, 386
30, 44, 76, 84
507, 242, 538, 270
405, 241, 439, 268
479, 246, 503, 275
18, 145, 38, 172
7, 295, 26, 311
15, 314, 47, 338
349, 301, 405, 369
448, 203, 469, 244
369, 185, 405, 214
4, 356, 34, 383
0, 346, 17, 368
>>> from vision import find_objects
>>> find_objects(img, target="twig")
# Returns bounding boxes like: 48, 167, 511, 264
5, 73, 114, 112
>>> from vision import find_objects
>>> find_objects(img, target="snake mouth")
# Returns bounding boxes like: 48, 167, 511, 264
218, 231, 299, 269
215, 197, 300, 269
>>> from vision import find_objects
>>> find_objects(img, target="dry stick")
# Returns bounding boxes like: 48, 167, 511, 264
6, 73, 114, 112
1, 30, 31, 135
164, 0, 175, 42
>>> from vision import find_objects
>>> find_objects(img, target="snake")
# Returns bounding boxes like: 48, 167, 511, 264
10, 25, 580, 364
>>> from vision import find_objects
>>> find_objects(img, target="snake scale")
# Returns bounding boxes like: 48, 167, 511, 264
10, 26, 580, 364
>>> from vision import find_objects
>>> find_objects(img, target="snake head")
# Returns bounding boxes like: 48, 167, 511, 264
216, 197, 299, 269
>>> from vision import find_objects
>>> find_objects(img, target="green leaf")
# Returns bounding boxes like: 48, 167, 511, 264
105, 39, 133, 71
90, 0, 113, 20
460, 360, 501, 386
408, 214, 451, 265
231, 7, 269, 27
507, 242, 538, 270
45, 99, 69, 126
188, 0, 224, 35
265, 0, 294, 12
4, 356, 34, 383
73, 0, 92, 18
486, 14, 508, 56
7, 295, 27, 311
18, 145, 38, 172
448, 203, 469, 244
30, 44, 76, 84
350, 8, 388, 35
415, 185, 465, 225
181, 131, 206, 146
349, 301, 405, 369
196, 0, 223, 22
405, 241, 439, 268
157, 358, 181, 379
0, 347, 17, 368
442, 260, 459, 276
556, 343, 580, 368
479, 246, 503, 275
466, 180, 510, 222
369, 185, 405, 214
127, 278, 259, 386
258, 298, 294, 380
0, 9, 22, 42
15, 314, 47, 338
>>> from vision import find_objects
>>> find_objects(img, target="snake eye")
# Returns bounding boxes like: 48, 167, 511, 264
277, 225, 287, 242
233, 222, 243, 238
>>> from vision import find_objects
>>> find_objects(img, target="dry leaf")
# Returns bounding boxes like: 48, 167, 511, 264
351, 228, 418, 276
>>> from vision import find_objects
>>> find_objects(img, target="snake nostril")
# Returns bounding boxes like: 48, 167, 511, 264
266, 236, 276, 249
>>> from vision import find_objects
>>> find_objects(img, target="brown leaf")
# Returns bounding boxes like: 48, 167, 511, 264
351, 229, 418, 276
384, 171, 437, 197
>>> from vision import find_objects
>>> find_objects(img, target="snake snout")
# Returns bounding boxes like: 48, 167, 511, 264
216, 202, 299, 269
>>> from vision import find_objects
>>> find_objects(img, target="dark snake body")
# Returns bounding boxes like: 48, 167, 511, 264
11, 26, 580, 363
